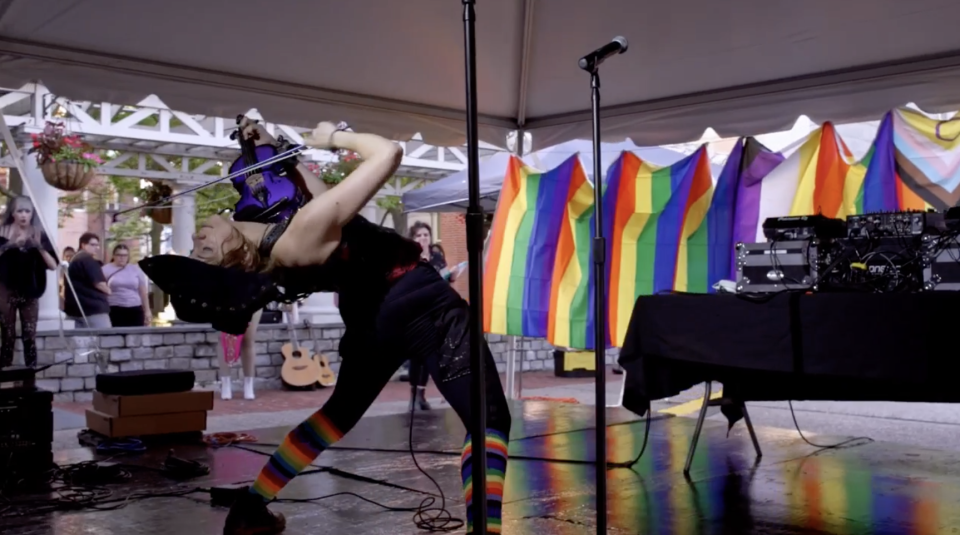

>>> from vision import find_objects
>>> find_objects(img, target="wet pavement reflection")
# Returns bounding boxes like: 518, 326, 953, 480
2, 401, 958, 534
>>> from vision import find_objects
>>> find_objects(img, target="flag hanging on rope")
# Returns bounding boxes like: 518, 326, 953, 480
724, 137, 785, 275
483, 155, 595, 348
604, 147, 714, 347
888, 107, 956, 210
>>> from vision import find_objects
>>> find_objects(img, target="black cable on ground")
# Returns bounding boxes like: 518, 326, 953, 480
606, 412, 652, 469
405, 401, 462, 532
229, 402, 465, 533
787, 400, 874, 451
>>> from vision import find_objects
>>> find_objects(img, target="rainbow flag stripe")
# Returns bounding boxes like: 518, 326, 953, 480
891, 108, 950, 210
727, 138, 785, 256
547, 158, 595, 349
604, 147, 714, 347
788, 122, 868, 219
483, 155, 594, 347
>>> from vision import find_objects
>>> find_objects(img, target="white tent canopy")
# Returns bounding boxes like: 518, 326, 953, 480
2, 1, 960, 149
402, 139, 716, 213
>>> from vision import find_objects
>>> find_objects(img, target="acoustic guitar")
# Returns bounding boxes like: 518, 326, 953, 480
305, 320, 337, 387
279, 304, 323, 389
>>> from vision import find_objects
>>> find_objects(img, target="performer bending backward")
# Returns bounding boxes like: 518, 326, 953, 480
140, 121, 511, 535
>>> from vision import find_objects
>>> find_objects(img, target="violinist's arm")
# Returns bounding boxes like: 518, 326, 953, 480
271, 124, 401, 268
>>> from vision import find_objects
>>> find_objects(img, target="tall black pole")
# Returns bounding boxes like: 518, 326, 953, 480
462, 1, 488, 533
589, 70, 608, 534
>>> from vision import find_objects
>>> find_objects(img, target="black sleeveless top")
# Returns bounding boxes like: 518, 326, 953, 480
273, 215, 423, 327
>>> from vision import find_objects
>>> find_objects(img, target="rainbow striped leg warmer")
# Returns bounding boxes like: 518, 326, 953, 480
462, 429, 509, 533
249, 409, 344, 501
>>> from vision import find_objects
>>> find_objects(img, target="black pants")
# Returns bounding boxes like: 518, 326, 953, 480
109, 306, 144, 327
323, 265, 511, 438
0, 285, 39, 367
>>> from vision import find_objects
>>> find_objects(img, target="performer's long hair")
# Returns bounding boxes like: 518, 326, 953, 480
0, 195, 44, 244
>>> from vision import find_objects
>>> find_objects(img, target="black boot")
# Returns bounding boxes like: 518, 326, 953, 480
223, 489, 286, 535
409, 386, 431, 411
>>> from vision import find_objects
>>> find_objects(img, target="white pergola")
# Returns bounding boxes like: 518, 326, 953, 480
0, 83, 492, 187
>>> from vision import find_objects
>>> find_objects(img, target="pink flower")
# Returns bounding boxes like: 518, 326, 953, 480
82, 153, 102, 164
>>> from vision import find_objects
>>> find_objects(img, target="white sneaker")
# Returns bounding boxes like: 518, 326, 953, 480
243, 377, 255, 400
221, 377, 233, 400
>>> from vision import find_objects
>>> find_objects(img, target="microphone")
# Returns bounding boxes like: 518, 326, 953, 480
579, 36, 628, 72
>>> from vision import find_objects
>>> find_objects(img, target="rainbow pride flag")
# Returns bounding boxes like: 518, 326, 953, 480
691, 137, 783, 290
751, 123, 867, 241
727, 138, 785, 260
891, 108, 953, 210
604, 146, 714, 347
862, 112, 900, 212
482, 154, 595, 348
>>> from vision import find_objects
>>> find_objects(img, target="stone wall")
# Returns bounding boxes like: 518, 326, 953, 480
16, 325, 619, 402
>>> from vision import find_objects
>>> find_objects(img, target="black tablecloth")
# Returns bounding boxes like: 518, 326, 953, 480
618, 291, 960, 425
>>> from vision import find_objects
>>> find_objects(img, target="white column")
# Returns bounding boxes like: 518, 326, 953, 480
298, 293, 342, 325
170, 189, 196, 255
19, 153, 73, 331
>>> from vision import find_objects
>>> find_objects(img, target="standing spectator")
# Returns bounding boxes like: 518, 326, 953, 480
403, 221, 463, 411
64, 233, 111, 329
0, 196, 57, 367
102, 244, 151, 327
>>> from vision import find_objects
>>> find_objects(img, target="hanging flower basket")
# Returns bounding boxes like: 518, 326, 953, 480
143, 181, 173, 225
39, 160, 96, 191
29, 122, 102, 192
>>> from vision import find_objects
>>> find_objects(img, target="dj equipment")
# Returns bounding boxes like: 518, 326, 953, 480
0, 367, 54, 479
95, 369, 195, 396
923, 235, 960, 291
736, 240, 822, 293
831, 236, 927, 293
762, 215, 846, 241
846, 210, 945, 238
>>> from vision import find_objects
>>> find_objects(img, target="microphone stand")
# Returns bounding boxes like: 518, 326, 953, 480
587, 65, 608, 535
462, 1, 488, 533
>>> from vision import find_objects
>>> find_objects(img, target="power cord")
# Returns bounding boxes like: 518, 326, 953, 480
406, 401, 463, 532
223, 404, 464, 532
606, 411, 652, 469
0, 457, 206, 518
787, 401, 873, 451
605, 396, 873, 471
96, 438, 146, 454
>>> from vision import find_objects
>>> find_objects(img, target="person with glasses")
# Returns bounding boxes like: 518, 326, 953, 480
102, 243, 151, 327
64, 232, 112, 329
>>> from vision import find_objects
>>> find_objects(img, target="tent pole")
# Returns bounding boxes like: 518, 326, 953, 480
462, 1, 488, 533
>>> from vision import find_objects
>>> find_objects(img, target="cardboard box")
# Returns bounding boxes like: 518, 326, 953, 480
93, 390, 214, 417
85, 409, 207, 438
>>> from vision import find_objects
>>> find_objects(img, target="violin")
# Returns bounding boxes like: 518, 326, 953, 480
228, 116, 306, 224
